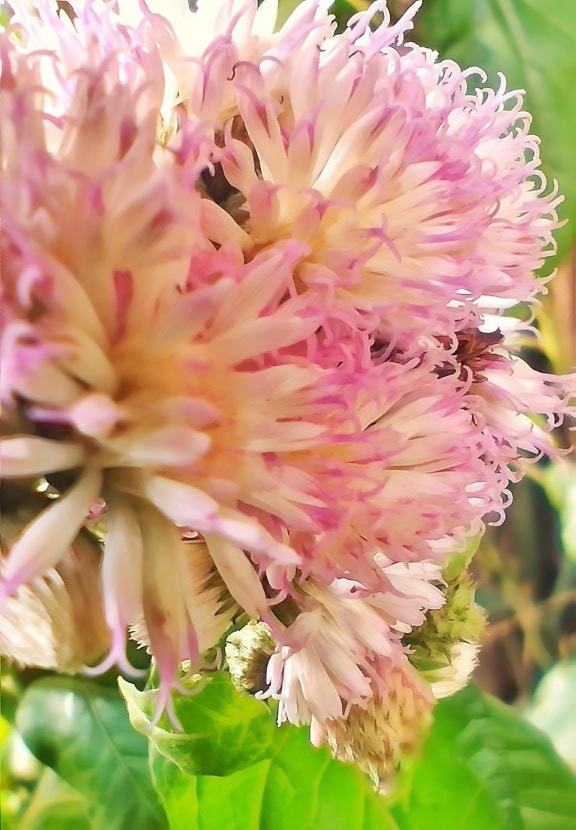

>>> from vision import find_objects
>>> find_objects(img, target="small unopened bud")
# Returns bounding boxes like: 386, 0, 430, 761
427, 640, 480, 699
225, 620, 275, 694
405, 565, 484, 698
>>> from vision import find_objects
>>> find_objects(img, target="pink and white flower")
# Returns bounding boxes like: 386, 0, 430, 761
264, 566, 444, 733
1, 0, 572, 738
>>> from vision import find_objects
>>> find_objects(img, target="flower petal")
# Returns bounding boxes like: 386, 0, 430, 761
0, 437, 86, 477
1, 467, 103, 600
204, 533, 269, 619
85, 494, 145, 677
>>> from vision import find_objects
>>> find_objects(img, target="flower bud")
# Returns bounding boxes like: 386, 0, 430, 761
319, 660, 434, 790
225, 620, 275, 695
426, 640, 481, 699
405, 565, 485, 698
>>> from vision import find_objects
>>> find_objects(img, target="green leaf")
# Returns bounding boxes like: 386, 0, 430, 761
119, 672, 275, 776
16, 677, 167, 830
151, 724, 398, 830
0, 666, 22, 725
391, 684, 576, 830
276, 0, 302, 26
18, 768, 90, 830
415, 0, 576, 265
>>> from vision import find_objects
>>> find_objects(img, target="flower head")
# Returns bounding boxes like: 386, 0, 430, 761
1, 0, 572, 752
263, 565, 443, 730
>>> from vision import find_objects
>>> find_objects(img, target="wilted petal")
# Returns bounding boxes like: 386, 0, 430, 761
85, 495, 145, 677
138, 506, 199, 727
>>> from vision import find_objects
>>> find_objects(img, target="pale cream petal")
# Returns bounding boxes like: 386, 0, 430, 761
117, 427, 211, 467
213, 315, 319, 364
204, 534, 269, 619
0, 437, 86, 477
102, 496, 144, 632
145, 476, 220, 528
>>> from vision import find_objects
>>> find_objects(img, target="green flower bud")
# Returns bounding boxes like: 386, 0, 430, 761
405, 563, 485, 697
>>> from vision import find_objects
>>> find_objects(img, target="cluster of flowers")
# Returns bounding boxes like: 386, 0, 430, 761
1, 0, 573, 780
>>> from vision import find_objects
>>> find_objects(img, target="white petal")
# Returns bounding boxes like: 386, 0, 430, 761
69, 394, 125, 439
210, 243, 306, 331
145, 476, 219, 528
147, 478, 299, 563
102, 496, 144, 630
213, 315, 320, 364
139, 507, 189, 642
201, 199, 252, 250
213, 508, 300, 564
51, 327, 117, 394
253, 0, 279, 36
124, 427, 211, 466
